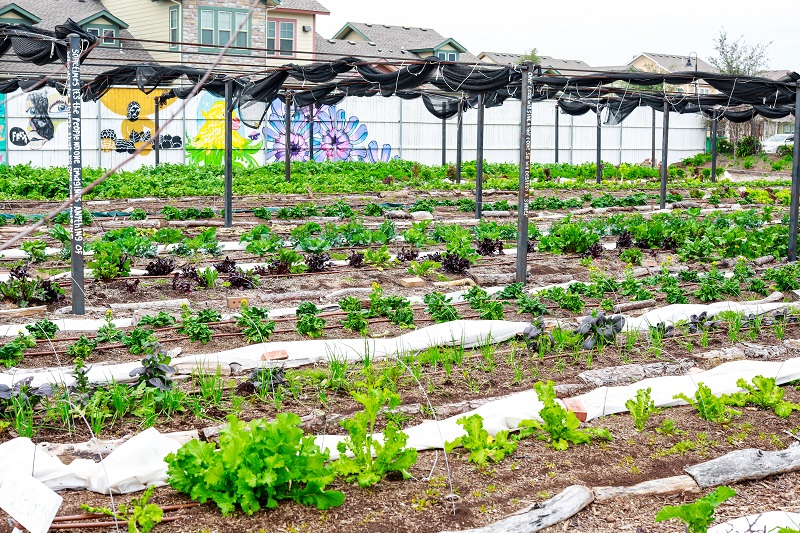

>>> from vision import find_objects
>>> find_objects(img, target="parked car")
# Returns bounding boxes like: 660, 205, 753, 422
762, 134, 794, 154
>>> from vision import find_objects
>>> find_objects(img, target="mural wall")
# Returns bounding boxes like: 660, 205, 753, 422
0, 86, 707, 169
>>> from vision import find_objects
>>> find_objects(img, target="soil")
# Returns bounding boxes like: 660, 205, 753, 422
1, 189, 799, 533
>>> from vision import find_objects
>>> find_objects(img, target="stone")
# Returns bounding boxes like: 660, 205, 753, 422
400, 277, 425, 288
262, 350, 288, 361
481, 210, 513, 218
410, 210, 434, 221
578, 361, 691, 387
673, 201, 702, 209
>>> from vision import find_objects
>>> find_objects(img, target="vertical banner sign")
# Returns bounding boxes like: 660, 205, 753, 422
515, 65, 533, 284
68, 34, 84, 315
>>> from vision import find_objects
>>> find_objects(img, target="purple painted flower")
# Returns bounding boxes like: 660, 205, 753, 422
263, 102, 311, 162
315, 106, 368, 162
365, 140, 398, 163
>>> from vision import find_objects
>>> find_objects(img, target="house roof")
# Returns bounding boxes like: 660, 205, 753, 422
0, 3, 41, 23
273, 0, 330, 14
760, 69, 793, 81
478, 51, 591, 75
330, 22, 479, 62
634, 52, 718, 74
0, 0, 155, 78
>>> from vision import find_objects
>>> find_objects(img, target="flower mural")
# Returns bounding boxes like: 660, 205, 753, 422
263, 101, 398, 163
186, 92, 263, 167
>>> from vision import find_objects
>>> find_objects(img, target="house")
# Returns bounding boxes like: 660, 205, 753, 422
0, 0, 154, 77
317, 22, 480, 66
759, 70, 795, 137
478, 52, 591, 76
99, 0, 329, 69
624, 52, 719, 94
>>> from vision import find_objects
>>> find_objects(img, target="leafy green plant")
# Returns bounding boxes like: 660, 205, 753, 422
423, 292, 461, 323
675, 382, 740, 423
573, 313, 625, 350
333, 388, 418, 487
198, 267, 218, 289
479, 300, 505, 320
96, 311, 125, 343
128, 208, 147, 221
179, 316, 213, 344
517, 294, 548, 316
655, 486, 736, 533
139, 311, 176, 328
444, 413, 517, 465
123, 327, 157, 355
237, 304, 276, 343
81, 485, 163, 533
25, 318, 59, 340
341, 310, 369, 335
66, 335, 97, 362
362, 202, 385, 217
88, 241, 131, 281
129, 350, 175, 391
625, 388, 658, 431
20, 240, 47, 263
408, 260, 440, 277
166, 414, 344, 515
764, 263, 800, 292
363, 245, 394, 269
0, 333, 36, 368
726, 375, 800, 418
402, 221, 431, 248
518, 381, 611, 450
619, 248, 642, 266
296, 309, 326, 338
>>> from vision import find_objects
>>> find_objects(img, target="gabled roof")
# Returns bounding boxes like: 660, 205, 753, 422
633, 52, 718, 74
331, 22, 478, 62
0, 3, 41, 23
478, 51, 592, 75
273, 0, 330, 14
78, 10, 129, 29
0, 0, 154, 78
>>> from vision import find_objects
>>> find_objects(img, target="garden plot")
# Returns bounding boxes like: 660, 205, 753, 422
1, 165, 800, 532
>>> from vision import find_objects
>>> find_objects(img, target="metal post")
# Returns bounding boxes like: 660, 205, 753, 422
284, 92, 292, 182
441, 117, 447, 166
651, 106, 656, 168
476, 93, 484, 219
788, 82, 800, 261
515, 64, 532, 284
554, 104, 559, 163
308, 103, 314, 162
456, 100, 463, 183
153, 97, 160, 167
595, 109, 602, 183
223, 79, 233, 228
711, 115, 718, 183
660, 98, 670, 210
67, 34, 84, 315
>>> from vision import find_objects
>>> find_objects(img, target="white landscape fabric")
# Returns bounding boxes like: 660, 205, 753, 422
708, 511, 800, 533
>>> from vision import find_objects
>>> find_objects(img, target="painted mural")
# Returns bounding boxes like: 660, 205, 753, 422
262, 101, 397, 163
0, 94, 5, 165
9, 90, 69, 150
99, 88, 182, 155
185, 92, 263, 167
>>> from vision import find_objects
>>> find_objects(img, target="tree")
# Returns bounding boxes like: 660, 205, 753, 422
518, 48, 540, 65
709, 28, 771, 76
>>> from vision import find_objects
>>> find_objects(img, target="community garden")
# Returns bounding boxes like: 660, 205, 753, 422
0, 155, 799, 533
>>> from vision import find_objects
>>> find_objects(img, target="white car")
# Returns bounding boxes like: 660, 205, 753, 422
762, 134, 794, 154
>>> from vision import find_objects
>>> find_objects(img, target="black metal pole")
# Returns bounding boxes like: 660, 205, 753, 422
153, 97, 160, 167
788, 82, 800, 261
651, 106, 656, 168
68, 34, 84, 315
476, 93, 484, 219
456, 100, 463, 183
285, 92, 292, 182
308, 103, 314, 162
441, 116, 447, 166
223, 79, 233, 228
660, 97, 670, 210
711, 115, 718, 183
515, 64, 532, 284
554, 104, 559, 163
595, 108, 602, 183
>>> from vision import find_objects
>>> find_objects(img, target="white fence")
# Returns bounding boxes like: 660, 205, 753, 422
0, 86, 707, 171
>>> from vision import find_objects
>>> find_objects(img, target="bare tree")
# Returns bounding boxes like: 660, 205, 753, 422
518, 48, 541, 65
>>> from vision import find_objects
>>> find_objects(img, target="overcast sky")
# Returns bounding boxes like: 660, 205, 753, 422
316, 0, 798, 72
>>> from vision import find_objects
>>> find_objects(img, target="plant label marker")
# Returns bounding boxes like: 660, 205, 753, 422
561, 398, 587, 422
227, 296, 247, 308
0, 472, 62, 533
68, 34, 84, 315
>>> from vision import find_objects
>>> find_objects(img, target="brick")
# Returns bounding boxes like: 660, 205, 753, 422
562, 397, 587, 422
227, 296, 248, 308
262, 350, 288, 361
400, 277, 425, 287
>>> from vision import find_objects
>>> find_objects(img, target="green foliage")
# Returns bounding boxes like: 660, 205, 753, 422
0, 333, 36, 368
655, 486, 736, 533
333, 388, 417, 487
619, 247, 642, 266
362, 245, 394, 268
423, 292, 461, 323
518, 381, 611, 450
129, 208, 147, 221
479, 300, 505, 320
517, 294, 548, 316
96, 311, 125, 343
367, 283, 415, 328
402, 221, 431, 248
444, 414, 518, 465
726, 375, 800, 418
296, 313, 326, 338
407, 260, 440, 277
764, 263, 800, 292
25, 318, 59, 340
81, 485, 163, 533
88, 241, 131, 281
66, 335, 97, 362
20, 240, 47, 262
341, 310, 369, 335
166, 414, 344, 515
179, 316, 213, 344
674, 382, 740, 423
122, 327, 157, 355
362, 202, 385, 217
161, 206, 215, 221
237, 304, 276, 344
538, 217, 599, 254
625, 388, 658, 431
151, 228, 184, 244
138, 312, 177, 328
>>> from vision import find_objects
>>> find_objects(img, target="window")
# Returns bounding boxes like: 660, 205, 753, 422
102, 29, 116, 45
437, 51, 457, 62
169, 6, 179, 50
198, 8, 250, 51
87, 28, 100, 38
87, 27, 118, 47
267, 19, 294, 56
